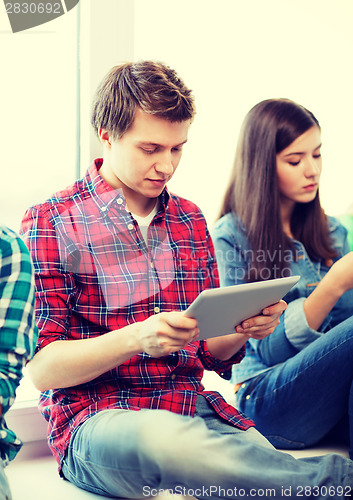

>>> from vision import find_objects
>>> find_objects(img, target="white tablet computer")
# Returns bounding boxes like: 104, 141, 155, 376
184, 275, 300, 340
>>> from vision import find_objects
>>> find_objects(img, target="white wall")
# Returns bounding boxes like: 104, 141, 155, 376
132, 0, 353, 225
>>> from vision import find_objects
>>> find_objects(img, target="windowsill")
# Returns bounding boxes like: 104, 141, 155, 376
7, 403, 46, 442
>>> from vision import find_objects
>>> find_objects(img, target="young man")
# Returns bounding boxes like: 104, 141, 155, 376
0, 225, 38, 500
21, 61, 352, 498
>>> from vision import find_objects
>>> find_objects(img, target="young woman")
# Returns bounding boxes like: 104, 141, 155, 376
212, 98, 353, 458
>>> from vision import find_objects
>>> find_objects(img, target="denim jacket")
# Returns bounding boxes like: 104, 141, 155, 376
212, 213, 353, 384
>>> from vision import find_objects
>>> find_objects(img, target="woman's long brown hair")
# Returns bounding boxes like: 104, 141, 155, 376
218, 99, 337, 281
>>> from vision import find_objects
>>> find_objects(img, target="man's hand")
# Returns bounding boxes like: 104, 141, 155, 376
206, 300, 287, 361
137, 312, 199, 357
235, 300, 287, 339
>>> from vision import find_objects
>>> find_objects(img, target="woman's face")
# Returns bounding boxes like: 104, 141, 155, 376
276, 126, 322, 209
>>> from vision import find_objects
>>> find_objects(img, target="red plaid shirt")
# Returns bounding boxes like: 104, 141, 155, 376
20, 160, 253, 469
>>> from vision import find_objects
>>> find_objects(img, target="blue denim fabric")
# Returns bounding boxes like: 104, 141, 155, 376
236, 316, 353, 454
62, 395, 353, 499
0, 461, 11, 500
212, 213, 353, 456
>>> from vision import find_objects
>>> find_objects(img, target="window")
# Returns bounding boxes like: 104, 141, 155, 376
1, 2, 79, 410
0, 3, 79, 233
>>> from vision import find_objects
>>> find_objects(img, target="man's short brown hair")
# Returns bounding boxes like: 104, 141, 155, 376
91, 60, 196, 139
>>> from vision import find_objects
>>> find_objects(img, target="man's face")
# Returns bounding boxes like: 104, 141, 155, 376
100, 108, 191, 214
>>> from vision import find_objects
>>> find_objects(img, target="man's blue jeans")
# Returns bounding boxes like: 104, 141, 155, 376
62, 395, 353, 499
236, 315, 353, 458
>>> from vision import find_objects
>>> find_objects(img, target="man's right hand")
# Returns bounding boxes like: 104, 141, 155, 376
136, 312, 199, 357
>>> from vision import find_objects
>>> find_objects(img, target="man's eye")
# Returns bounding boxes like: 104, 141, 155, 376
141, 148, 156, 154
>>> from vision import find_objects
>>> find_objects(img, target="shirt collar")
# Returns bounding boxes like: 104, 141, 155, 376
85, 159, 170, 217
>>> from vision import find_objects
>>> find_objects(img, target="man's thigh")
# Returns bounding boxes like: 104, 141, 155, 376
62, 408, 200, 497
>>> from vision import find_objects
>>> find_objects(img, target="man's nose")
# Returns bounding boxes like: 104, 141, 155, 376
155, 151, 174, 175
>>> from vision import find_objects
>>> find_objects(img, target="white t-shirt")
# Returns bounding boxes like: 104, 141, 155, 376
131, 202, 158, 245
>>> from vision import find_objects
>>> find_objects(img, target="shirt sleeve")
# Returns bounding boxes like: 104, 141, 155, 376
251, 298, 326, 366
20, 206, 76, 352
198, 339, 245, 380
283, 297, 327, 349
0, 228, 38, 415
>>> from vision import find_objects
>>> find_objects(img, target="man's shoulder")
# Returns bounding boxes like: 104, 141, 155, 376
25, 178, 86, 220
167, 191, 204, 217
24, 161, 105, 223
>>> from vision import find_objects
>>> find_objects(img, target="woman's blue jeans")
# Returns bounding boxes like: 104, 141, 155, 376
61, 395, 353, 499
236, 315, 353, 458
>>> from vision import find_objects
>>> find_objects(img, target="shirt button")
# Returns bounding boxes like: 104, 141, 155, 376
117, 198, 123, 205
171, 374, 176, 380
127, 223, 134, 230
242, 384, 246, 388
150, 262, 155, 269
246, 395, 251, 400
101, 206, 108, 212
154, 306, 160, 313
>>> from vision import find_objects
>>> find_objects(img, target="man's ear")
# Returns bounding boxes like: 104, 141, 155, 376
98, 128, 112, 148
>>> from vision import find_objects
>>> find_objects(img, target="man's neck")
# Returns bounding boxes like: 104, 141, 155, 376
98, 159, 158, 217
128, 197, 157, 218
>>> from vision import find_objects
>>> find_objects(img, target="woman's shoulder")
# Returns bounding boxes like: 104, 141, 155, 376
326, 214, 348, 236
325, 214, 350, 254
212, 213, 251, 251
213, 212, 245, 236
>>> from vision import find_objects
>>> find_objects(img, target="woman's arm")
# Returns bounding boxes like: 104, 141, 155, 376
303, 251, 353, 330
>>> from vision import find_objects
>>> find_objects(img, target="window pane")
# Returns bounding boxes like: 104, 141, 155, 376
0, 7, 78, 233
0, 5, 79, 405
